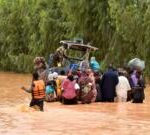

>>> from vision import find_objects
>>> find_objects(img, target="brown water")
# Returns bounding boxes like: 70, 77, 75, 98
0, 72, 150, 135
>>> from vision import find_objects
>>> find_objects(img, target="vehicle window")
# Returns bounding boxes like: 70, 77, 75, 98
66, 49, 85, 60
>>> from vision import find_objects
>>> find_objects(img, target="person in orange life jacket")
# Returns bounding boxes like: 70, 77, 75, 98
21, 71, 45, 111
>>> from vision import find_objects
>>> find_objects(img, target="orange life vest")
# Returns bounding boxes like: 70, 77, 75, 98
32, 80, 45, 99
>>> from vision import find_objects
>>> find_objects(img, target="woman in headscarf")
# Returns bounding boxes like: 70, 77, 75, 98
53, 72, 62, 101
131, 71, 145, 103
33, 57, 48, 84
45, 73, 57, 102
78, 69, 97, 104
90, 57, 100, 72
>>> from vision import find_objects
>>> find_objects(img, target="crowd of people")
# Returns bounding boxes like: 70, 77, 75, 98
21, 56, 145, 111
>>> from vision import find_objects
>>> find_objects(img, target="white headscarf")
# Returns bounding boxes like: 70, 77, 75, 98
53, 72, 58, 79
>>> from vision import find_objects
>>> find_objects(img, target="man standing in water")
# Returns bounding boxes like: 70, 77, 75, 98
21, 71, 45, 111
101, 65, 119, 102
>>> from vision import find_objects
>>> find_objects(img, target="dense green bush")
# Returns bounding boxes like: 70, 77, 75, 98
0, 0, 149, 75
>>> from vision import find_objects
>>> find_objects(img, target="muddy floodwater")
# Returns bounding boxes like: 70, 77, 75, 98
0, 72, 150, 135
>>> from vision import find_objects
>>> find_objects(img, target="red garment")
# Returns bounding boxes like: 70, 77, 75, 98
62, 79, 77, 99
79, 72, 96, 103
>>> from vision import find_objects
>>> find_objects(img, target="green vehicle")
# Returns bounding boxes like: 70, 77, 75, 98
48, 40, 98, 74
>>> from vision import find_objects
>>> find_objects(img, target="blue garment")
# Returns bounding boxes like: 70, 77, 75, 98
90, 60, 100, 71
70, 64, 78, 71
46, 85, 55, 94
101, 70, 119, 100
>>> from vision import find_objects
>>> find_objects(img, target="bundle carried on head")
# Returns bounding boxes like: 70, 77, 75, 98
128, 58, 145, 71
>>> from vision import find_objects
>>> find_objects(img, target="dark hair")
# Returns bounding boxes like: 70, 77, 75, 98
47, 81, 53, 86
108, 64, 114, 71
32, 71, 39, 80
118, 71, 124, 76
60, 70, 65, 75
67, 75, 74, 81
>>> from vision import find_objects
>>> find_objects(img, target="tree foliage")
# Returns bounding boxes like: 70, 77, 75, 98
0, 0, 149, 74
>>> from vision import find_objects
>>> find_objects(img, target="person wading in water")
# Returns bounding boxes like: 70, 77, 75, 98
21, 71, 45, 111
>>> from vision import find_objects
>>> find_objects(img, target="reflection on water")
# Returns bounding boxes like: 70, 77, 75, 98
0, 72, 150, 135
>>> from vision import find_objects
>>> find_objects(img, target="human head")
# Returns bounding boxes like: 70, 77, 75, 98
117, 68, 123, 76
33, 57, 46, 70
67, 74, 74, 81
118, 71, 124, 76
85, 68, 92, 76
136, 70, 142, 79
32, 71, 39, 80
73, 75, 79, 81
53, 72, 58, 79
48, 73, 54, 81
60, 70, 65, 75
90, 57, 95, 61
94, 71, 102, 77
108, 63, 116, 72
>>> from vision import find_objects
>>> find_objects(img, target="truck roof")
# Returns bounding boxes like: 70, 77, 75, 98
60, 40, 98, 51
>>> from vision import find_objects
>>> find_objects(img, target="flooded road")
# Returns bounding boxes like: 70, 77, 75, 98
0, 72, 150, 135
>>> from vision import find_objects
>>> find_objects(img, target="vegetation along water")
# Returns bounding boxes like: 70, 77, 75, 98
0, 0, 149, 75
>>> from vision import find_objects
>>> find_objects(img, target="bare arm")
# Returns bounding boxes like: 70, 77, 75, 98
21, 86, 32, 93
